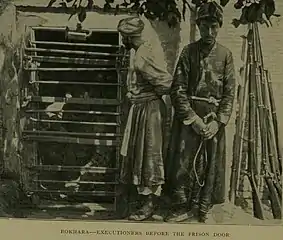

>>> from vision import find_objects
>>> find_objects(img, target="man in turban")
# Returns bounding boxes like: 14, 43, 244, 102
117, 16, 173, 221
165, 1, 236, 223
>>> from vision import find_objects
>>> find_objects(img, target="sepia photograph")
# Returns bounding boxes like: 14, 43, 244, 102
0, 0, 282, 229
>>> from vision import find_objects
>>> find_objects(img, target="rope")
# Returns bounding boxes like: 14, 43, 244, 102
192, 112, 217, 188
193, 141, 207, 187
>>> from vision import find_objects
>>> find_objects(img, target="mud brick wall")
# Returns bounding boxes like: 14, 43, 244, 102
0, 4, 43, 190
0, 4, 22, 177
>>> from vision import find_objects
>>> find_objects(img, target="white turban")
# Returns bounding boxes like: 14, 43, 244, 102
117, 16, 145, 37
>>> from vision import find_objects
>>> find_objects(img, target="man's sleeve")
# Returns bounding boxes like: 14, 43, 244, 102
137, 52, 172, 96
170, 49, 198, 124
216, 50, 236, 126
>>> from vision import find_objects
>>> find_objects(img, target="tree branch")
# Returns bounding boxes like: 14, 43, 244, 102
15, 5, 136, 15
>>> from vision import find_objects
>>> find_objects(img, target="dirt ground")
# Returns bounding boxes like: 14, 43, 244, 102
13, 201, 280, 226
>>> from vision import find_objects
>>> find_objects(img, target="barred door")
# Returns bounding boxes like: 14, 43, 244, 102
21, 26, 129, 215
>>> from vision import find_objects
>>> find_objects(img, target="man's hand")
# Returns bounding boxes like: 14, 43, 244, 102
191, 117, 207, 136
203, 120, 219, 139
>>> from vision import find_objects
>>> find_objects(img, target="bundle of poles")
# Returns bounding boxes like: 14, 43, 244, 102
229, 22, 282, 220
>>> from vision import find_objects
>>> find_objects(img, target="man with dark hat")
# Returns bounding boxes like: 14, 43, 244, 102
165, 1, 236, 223
117, 16, 172, 221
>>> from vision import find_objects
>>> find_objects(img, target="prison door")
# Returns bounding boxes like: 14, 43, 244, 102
22, 26, 129, 216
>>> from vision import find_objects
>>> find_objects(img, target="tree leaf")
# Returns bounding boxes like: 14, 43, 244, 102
59, 2, 68, 8
191, 0, 202, 7
144, 11, 156, 20
220, 0, 230, 7
78, 8, 87, 22
121, 0, 130, 7
68, 13, 76, 20
47, 0, 58, 7
87, 0, 93, 9
103, 3, 112, 11
114, 4, 119, 15
72, 0, 78, 7
231, 18, 241, 28
273, 13, 281, 17
234, 0, 244, 9
68, 8, 77, 20
168, 12, 178, 27
131, 2, 140, 10
137, 6, 144, 15
182, 2, 186, 21
175, 9, 182, 22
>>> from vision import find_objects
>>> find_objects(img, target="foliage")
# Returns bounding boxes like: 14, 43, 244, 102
47, 0, 280, 28
0, 0, 12, 15
232, 0, 280, 28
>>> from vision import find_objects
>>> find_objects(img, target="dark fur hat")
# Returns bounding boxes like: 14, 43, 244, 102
196, 1, 224, 27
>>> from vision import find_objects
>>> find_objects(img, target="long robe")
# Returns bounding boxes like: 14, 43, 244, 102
119, 41, 172, 189
165, 39, 236, 213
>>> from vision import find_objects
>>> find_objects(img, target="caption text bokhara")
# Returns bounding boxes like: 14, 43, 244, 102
61, 229, 230, 237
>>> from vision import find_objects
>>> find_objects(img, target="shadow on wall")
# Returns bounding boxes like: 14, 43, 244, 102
150, 19, 182, 75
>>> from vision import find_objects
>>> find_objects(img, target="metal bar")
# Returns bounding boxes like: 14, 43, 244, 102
23, 135, 120, 146
29, 80, 120, 86
25, 67, 124, 71
29, 165, 118, 173
29, 117, 119, 126
29, 189, 116, 197
29, 96, 119, 105
25, 109, 120, 116
23, 130, 121, 137
29, 29, 40, 193
25, 55, 116, 65
30, 40, 120, 48
25, 47, 126, 57
114, 33, 123, 212
31, 26, 120, 33
33, 180, 118, 185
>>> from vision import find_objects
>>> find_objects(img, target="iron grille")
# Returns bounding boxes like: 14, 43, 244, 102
21, 26, 129, 213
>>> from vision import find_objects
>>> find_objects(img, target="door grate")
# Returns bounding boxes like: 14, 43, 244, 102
22, 26, 129, 213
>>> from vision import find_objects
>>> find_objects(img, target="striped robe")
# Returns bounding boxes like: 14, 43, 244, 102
165, 39, 236, 214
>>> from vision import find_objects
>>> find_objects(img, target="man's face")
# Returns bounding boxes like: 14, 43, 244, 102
122, 36, 134, 50
198, 19, 220, 44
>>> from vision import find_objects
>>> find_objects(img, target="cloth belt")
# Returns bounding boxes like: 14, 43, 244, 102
129, 94, 159, 104
188, 96, 221, 107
